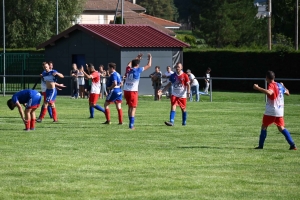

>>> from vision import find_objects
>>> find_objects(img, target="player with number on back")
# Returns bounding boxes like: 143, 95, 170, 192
158, 62, 190, 126
102, 63, 123, 125
123, 53, 152, 129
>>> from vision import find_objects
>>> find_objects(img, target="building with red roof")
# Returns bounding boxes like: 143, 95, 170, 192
37, 24, 189, 95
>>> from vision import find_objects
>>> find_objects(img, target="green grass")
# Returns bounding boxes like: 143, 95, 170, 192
0, 92, 299, 200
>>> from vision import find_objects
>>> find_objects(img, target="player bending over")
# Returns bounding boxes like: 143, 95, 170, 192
7, 89, 42, 131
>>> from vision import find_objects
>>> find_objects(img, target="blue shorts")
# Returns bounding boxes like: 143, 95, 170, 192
106, 88, 122, 103
45, 88, 57, 103
26, 91, 42, 109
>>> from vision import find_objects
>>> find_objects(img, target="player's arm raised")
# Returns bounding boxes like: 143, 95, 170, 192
143, 54, 152, 71
280, 82, 290, 96
253, 84, 274, 96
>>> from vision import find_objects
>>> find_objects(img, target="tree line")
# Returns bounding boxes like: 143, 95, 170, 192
0, 0, 298, 49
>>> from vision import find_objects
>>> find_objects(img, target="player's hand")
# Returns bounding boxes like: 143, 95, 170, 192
157, 90, 163, 96
187, 93, 191, 98
147, 53, 152, 60
52, 72, 57, 76
280, 82, 284, 86
253, 84, 259, 90
23, 119, 28, 124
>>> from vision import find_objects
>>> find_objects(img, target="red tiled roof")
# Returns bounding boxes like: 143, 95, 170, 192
84, 0, 145, 12
140, 13, 181, 28
37, 24, 190, 49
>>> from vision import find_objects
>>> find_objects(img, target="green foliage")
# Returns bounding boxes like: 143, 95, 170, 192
136, 0, 178, 21
115, 16, 125, 24
0, 95, 299, 199
0, 0, 86, 48
272, 33, 295, 53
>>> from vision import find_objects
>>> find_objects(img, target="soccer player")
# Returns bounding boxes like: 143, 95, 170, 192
82, 63, 105, 118
253, 71, 297, 150
158, 62, 191, 126
36, 62, 64, 122
102, 63, 123, 124
39, 63, 53, 119
7, 89, 42, 131
123, 53, 152, 129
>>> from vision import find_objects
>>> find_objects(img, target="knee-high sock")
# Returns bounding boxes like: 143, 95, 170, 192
259, 129, 267, 147
129, 116, 135, 129
94, 104, 105, 113
118, 109, 123, 123
182, 111, 187, 125
47, 105, 53, 118
40, 107, 48, 119
90, 106, 94, 118
105, 108, 110, 121
30, 119, 36, 130
281, 129, 295, 146
25, 120, 30, 130
52, 107, 57, 121
170, 111, 176, 124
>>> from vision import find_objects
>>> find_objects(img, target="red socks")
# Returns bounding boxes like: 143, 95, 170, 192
118, 109, 123, 124
52, 107, 57, 121
105, 108, 111, 121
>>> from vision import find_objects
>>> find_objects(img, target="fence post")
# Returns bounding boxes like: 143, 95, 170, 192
264, 79, 267, 102
209, 78, 212, 102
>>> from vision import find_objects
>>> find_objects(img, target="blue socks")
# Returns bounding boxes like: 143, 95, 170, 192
182, 111, 187, 125
129, 116, 135, 129
94, 105, 105, 113
89, 106, 94, 118
47, 105, 53, 118
170, 111, 176, 124
281, 129, 295, 146
259, 129, 267, 148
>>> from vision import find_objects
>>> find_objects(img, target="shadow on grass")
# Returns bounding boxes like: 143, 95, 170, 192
177, 146, 246, 150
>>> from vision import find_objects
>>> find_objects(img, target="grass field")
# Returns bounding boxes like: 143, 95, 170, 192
0, 92, 299, 200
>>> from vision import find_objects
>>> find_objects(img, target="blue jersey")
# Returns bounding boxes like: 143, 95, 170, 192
42, 70, 58, 82
123, 67, 144, 91
12, 89, 41, 108
107, 71, 122, 89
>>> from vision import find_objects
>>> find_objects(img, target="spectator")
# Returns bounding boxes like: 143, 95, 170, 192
149, 66, 162, 101
204, 67, 211, 94
162, 66, 174, 98
187, 69, 200, 102
99, 65, 107, 98
77, 66, 85, 99
70, 63, 79, 99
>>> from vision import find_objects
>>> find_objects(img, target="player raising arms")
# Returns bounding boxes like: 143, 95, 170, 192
158, 62, 190, 126
82, 63, 105, 118
7, 89, 42, 131
36, 62, 64, 122
123, 53, 152, 129
253, 71, 297, 150
102, 63, 123, 124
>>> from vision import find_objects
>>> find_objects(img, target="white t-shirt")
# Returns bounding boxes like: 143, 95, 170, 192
265, 82, 285, 117
189, 73, 199, 86
123, 67, 144, 91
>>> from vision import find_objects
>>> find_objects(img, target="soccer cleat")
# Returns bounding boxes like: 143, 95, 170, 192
53, 120, 58, 123
102, 121, 111, 125
89, 116, 94, 119
289, 145, 297, 150
30, 128, 35, 130
130, 127, 135, 130
118, 122, 123, 125
182, 122, 186, 126
164, 121, 174, 126
254, 146, 263, 149
23, 129, 30, 131
36, 118, 42, 123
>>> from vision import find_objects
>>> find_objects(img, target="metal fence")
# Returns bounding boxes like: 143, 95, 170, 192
0, 53, 45, 94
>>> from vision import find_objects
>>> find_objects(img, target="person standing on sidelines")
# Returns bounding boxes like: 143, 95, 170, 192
204, 67, 211, 94
123, 53, 152, 129
37, 62, 64, 122
102, 63, 123, 125
70, 63, 79, 99
77, 66, 85, 99
7, 89, 42, 131
187, 69, 200, 102
158, 62, 190, 126
162, 66, 174, 98
82, 63, 105, 118
149, 66, 162, 101
253, 71, 297, 150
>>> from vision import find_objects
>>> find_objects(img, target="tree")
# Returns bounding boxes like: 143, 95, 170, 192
136, 0, 178, 21
190, 0, 268, 47
0, 0, 85, 48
